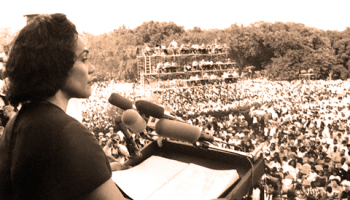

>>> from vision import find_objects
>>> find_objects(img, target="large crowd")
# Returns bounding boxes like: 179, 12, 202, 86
255, 80, 350, 200
141, 40, 229, 57
80, 78, 350, 199
81, 79, 274, 135
5, 11, 350, 200
0, 70, 350, 199
1, 65, 349, 199
2, 24, 350, 199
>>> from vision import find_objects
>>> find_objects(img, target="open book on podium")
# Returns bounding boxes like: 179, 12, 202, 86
112, 155, 239, 200
113, 139, 264, 200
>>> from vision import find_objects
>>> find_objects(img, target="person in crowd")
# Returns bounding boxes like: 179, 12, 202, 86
0, 105, 16, 127
0, 126, 4, 139
98, 132, 106, 146
0, 45, 9, 79
168, 40, 179, 55
340, 181, 350, 199
103, 133, 129, 164
0, 13, 127, 199
3, 105, 16, 119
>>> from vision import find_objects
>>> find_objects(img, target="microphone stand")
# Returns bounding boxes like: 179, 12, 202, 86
115, 116, 141, 157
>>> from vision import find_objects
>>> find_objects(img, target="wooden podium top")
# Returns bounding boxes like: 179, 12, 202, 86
113, 155, 240, 200
113, 139, 264, 200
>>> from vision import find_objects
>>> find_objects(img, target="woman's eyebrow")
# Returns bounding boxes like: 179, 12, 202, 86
78, 49, 89, 57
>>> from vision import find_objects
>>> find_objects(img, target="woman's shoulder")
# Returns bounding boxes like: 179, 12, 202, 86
16, 101, 91, 142
20, 101, 71, 119
21, 101, 82, 125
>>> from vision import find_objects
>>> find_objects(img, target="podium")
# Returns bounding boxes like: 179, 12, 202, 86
113, 139, 264, 200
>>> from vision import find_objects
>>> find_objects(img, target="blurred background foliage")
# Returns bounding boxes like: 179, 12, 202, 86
1, 21, 350, 81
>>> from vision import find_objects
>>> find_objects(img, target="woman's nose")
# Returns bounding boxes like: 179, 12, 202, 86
88, 61, 95, 74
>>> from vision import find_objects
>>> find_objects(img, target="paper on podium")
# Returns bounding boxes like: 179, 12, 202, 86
112, 155, 240, 200
112, 155, 188, 200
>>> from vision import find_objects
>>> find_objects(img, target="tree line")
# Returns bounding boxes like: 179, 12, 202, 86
1, 21, 350, 81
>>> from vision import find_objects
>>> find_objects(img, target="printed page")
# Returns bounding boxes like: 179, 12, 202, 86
112, 155, 240, 200
147, 163, 239, 200
112, 156, 189, 200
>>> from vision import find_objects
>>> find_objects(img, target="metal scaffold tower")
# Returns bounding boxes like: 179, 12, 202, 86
137, 56, 152, 94
137, 50, 237, 93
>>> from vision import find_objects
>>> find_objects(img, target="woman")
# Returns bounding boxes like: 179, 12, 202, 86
286, 159, 298, 180
244, 138, 255, 153
270, 152, 283, 171
0, 14, 126, 199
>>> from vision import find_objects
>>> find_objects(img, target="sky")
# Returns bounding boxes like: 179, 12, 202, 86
1, 0, 350, 35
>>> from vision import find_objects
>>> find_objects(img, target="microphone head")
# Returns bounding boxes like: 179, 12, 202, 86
155, 119, 201, 144
108, 93, 133, 110
121, 109, 147, 134
135, 100, 164, 118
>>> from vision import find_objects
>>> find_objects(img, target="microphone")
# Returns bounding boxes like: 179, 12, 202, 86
108, 93, 135, 110
108, 93, 154, 142
115, 115, 141, 157
108, 93, 183, 122
155, 119, 238, 145
155, 119, 200, 143
135, 100, 184, 122
121, 109, 147, 134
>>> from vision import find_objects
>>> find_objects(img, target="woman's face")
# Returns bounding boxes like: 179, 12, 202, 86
61, 36, 95, 99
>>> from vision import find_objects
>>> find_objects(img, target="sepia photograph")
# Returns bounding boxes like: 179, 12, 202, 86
0, 0, 350, 199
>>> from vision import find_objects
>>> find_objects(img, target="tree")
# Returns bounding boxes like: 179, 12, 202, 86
330, 64, 348, 80
266, 49, 305, 80
1, 20, 342, 82
134, 21, 185, 47
333, 37, 350, 76
227, 25, 261, 75
261, 23, 337, 80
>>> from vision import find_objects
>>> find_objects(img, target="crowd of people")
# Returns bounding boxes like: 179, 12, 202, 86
81, 78, 350, 199
259, 80, 350, 200
81, 79, 273, 135
152, 58, 235, 74
1, 59, 350, 198
142, 39, 229, 57
1, 57, 350, 199
2, 13, 350, 199
146, 58, 238, 90
3, 31, 350, 198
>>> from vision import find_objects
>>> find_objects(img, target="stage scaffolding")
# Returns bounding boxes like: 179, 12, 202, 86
137, 53, 237, 94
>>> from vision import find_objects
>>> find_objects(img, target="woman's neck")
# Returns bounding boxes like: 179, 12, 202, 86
46, 90, 70, 112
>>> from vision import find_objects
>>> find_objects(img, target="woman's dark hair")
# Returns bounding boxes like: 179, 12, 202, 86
272, 152, 282, 165
288, 159, 296, 168
5, 13, 78, 105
